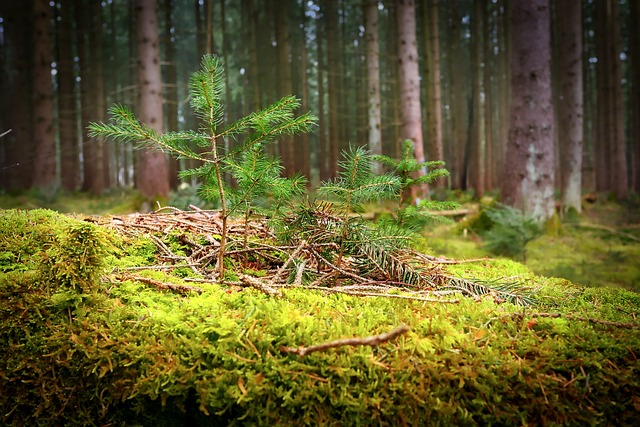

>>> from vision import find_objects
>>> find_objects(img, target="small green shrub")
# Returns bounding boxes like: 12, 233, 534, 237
480, 203, 542, 261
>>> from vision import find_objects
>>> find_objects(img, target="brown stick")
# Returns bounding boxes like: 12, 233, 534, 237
123, 274, 203, 294
238, 273, 282, 297
281, 324, 410, 357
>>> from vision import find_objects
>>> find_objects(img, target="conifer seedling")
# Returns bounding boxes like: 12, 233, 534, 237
89, 54, 316, 280
318, 146, 401, 269
374, 139, 458, 231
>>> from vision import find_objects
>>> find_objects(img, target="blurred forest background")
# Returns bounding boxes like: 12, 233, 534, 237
0, 0, 639, 218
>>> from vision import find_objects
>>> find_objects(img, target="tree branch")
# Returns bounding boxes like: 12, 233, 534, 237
281, 324, 410, 357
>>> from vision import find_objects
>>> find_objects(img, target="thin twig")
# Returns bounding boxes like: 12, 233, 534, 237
270, 240, 306, 286
308, 248, 367, 283
121, 274, 203, 294
238, 273, 282, 297
281, 324, 410, 357
300, 285, 460, 303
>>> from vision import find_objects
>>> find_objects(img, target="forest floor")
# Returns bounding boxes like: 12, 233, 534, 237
3, 188, 637, 292
426, 195, 640, 293
2, 190, 640, 425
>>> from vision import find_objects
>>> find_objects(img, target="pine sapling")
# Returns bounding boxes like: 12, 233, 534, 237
374, 139, 457, 231
89, 54, 316, 280
318, 146, 400, 269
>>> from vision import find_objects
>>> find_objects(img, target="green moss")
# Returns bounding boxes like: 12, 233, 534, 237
2, 208, 640, 426
527, 227, 640, 292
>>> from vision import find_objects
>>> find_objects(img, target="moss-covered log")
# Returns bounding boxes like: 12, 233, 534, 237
1, 209, 639, 426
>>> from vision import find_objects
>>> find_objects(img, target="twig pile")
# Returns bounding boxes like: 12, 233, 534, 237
96, 207, 533, 305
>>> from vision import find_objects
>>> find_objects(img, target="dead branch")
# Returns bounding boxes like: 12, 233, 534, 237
293, 285, 460, 303
120, 274, 203, 294
238, 273, 282, 297
270, 240, 307, 287
281, 324, 410, 357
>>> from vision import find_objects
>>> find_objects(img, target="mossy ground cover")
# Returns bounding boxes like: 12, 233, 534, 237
427, 198, 640, 293
1, 208, 640, 426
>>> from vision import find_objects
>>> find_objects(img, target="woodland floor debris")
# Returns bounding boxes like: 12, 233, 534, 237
96, 207, 537, 305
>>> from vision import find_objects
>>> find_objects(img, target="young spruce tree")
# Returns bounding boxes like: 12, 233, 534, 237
89, 55, 316, 279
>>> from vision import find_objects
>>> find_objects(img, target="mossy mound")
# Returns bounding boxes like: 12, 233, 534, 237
1, 209, 640, 426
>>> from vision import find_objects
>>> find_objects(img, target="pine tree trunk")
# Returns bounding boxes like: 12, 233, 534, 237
164, 0, 179, 189
630, 0, 640, 192
502, 0, 555, 221
135, 0, 170, 201
274, 0, 295, 175
482, 0, 495, 191
364, 0, 382, 171
468, 0, 484, 197
447, 0, 466, 189
56, 0, 79, 192
244, 0, 261, 112
317, 9, 328, 182
0, 1, 33, 191
556, 0, 584, 212
298, 3, 311, 183
326, 0, 339, 179
396, 0, 426, 201
205, 0, 214, 54
594, 0, 611, 192
425, 0, 444, 186
607, 0, 628, 199
90, 0, 107, 194
496, 0, 510, 189
32, 0, 56, 192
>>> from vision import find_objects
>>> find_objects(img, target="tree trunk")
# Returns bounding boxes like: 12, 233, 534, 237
164, 0, 180, 189
244, 0, 261, 112
502, 0, 555, 221
468, 0, 484, 197
205, 0, 214, 54
325, 0, 339, 178
90, 0, 107, 194
630, 0, 640, 192
607, 0, 628, 199
396, 0, 426, 201
447, 0, 466, 189
556, 0, 584, 212
425, 0, 444, 186
298, 3, 311, 182
593, 0, 627, 198
56, 0, 79, 192
364, 0, 382, 171
482, 0, 495, 191
593, 1, 608, 192
0, 1, 33, 191
32, 0, 56, 192
317, 6, 328, 182
274, 0, 295, 175
135, 0, 170, 201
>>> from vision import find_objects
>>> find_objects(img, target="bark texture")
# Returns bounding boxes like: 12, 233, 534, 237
502, 0, 555, 221
396, 0, 426, 200
556, 1, 583, 212
135, 0, 170, 201
364, 0, 382, 170
57, 0, 79, 191
32, 0, 56, 191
